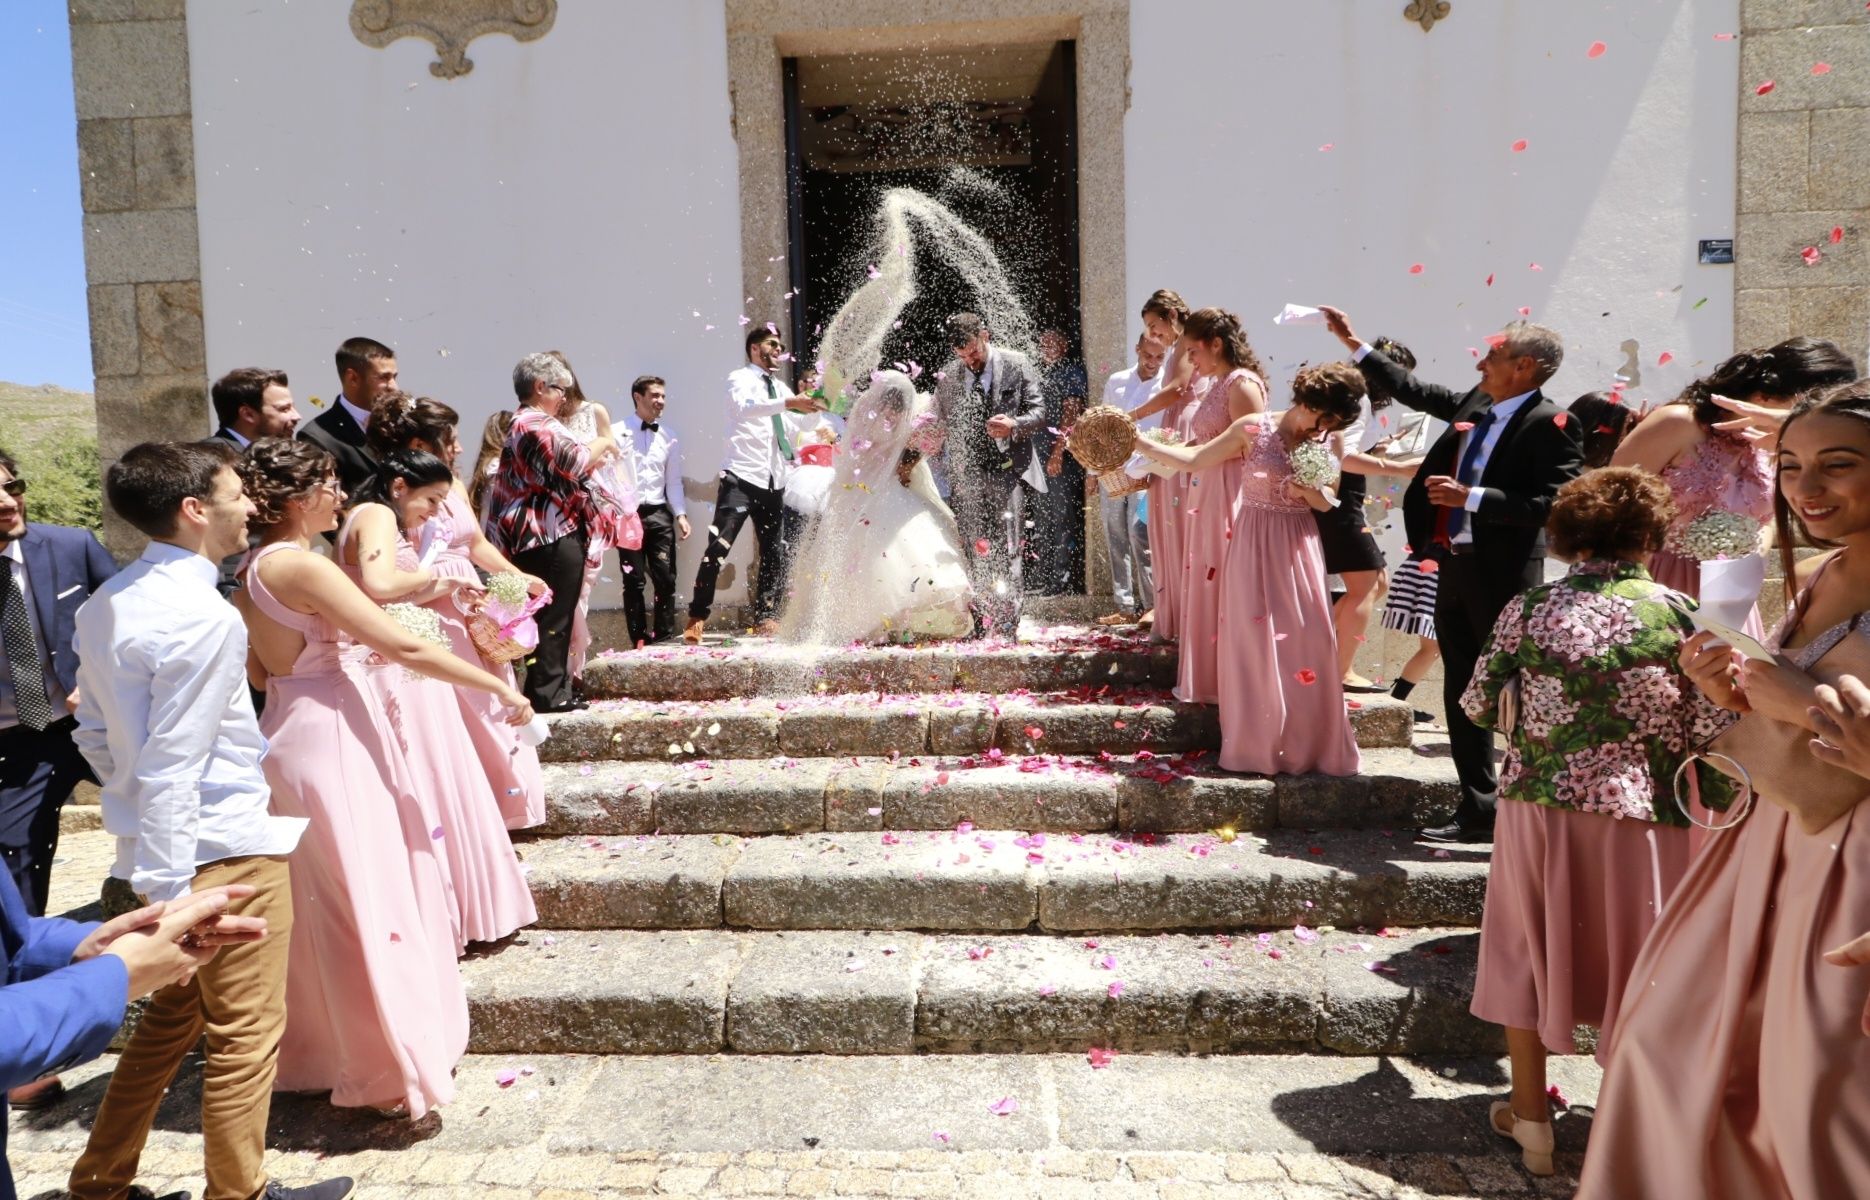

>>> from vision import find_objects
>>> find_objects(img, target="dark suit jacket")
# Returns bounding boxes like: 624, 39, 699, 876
210, 429, 249, 595
1355, 349, 1581, 573
15, 524, 117, 702
297, 401, 377, 498
934, 344, 1048, 490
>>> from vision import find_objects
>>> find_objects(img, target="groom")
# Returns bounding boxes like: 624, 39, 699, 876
934, 312, 1045, 639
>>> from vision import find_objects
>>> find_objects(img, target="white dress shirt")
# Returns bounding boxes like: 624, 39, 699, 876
1100, 364, 1162, 430
629, 416, 687, 512
73, 541, 304, 901
337, 393, 372, 433
721, 364, 795, 490
0, 541, 60, 731
222, 427, 252, 449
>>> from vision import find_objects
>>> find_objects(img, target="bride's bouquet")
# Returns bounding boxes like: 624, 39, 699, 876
1287, 439, 1341, 508
1676, 510, 1763, 561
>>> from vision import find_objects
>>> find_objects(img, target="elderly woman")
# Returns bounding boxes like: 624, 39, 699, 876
485, 352, 600, 714
1458, 467, 1737, 1177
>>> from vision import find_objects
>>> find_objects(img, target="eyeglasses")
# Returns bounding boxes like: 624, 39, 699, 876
546, 383, 569, 395
314, 478, 341, 496
0, 479, 25, 497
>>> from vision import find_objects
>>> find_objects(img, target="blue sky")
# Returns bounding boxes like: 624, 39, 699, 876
1, 0, 91, 391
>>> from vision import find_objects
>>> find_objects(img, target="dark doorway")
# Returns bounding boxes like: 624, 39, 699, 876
783, 40, 1086, 591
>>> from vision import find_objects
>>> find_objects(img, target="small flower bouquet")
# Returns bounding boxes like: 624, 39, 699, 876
484, 571, 532, 612
383, 602, 448, 678
1287, 438, 1341, 505
466, 572, 547, 666
1124, 427, 1185, 480
1140, 428, 1184, 447
1678, 510, 1763, 561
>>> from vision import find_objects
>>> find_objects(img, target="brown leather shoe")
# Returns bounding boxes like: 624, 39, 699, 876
8, 1075, 63, 1110
683, 618, 705, 645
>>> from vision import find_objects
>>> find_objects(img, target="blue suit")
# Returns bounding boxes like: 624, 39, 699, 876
1, 523, 116, 914
1, 867, 127, 1200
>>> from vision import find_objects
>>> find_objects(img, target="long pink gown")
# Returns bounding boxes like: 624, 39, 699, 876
1214, 420, 1361, 776
1173, 370, 1244, 703
338, 510, 538, 951
246, 543, 466, 1117
1578, 582, 1870, 1200
1147, 361, 1196, 642
425, 491, 546, 829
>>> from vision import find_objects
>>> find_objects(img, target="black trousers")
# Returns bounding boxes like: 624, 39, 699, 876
511, 528, 588, 709
622, 503, 678, 647
690, 471, 787, 622
0, 719, 92, 916
1436, 548, 1543, 827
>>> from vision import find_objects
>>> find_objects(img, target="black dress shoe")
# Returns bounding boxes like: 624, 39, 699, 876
537, 698, 589, 714
264, 1176, 356, 1200
1419, 821, 1495, 844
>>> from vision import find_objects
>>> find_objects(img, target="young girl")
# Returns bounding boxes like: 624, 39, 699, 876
1135, 363, 1365, 776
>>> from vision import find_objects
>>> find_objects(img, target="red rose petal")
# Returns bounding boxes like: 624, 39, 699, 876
1510, 138, 1529, 153
1553, 411, 1570, 429
1294, 669, 1318, 685
1812, 62, 1832, 76
1802, 245, 1824, 266
1484, 273, 1495, 287
1419, 559, 1440, 574
974, 538, 991, 556
1658, 351, 1674, 365
1408, 263, 1425, 275
1587, 41, 1607, 59
1517, 306, 1531, 316
1756, 80, 1776, 95
1831, 226, 1845, 245
1713, 32, 1736, 41
1453, 421, 1476, 432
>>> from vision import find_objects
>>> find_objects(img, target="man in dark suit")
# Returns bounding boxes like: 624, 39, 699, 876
0, 447, 116, 916
210, 366, 302, 596
297, 335, 397, 498
933, 312, 1047, 639
1322, 307, 1582, 842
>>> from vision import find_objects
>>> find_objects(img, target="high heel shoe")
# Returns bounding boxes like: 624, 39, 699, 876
1488, 1100, 1554, 1176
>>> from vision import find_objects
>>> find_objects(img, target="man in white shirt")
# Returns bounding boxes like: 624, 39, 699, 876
623, 374, 690, 647
685, 325, 824, 641
298, 335, 397, 499
1094, 334, 1164, 626
67, 441, 347, 1200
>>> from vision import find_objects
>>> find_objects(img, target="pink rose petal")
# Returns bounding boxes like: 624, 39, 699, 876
1087, 1047, 1117, 1069
988, 1096, 1019, 1116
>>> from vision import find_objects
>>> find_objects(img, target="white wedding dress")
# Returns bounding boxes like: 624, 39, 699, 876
779, 370, 974, 646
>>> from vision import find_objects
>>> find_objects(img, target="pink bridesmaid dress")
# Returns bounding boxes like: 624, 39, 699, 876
1653, 432, 1772, 633
425, 491, 546, 829
1214, 420, 1361, 776
1147, 368, 1197, 642
338, 510, 539, 951
1579, 581, 1870, 1200
246, 543, 466, 1117
1174, 369, 1254, 704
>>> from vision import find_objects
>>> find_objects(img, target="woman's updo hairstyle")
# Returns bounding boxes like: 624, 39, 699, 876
349, 448, 455, 510
366, 392, 460, 457
1569, 391, 1638, 469
1290, 361, 1367, 432
1546, 466, 1674, 561
1182, 307, 1267, 382
239, 438, 336, 535
1672, 336, 1857, 429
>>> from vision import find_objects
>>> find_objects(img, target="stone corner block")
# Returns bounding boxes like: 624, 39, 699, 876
133, 115, 197, 209
134, 280, 204, 375
71, 19, 191, 121
82, 208, 201, 286
76, 118, 136, 213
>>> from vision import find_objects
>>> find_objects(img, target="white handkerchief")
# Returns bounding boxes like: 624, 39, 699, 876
1697, 553, 1768, 633
1273, 303, 1327, 327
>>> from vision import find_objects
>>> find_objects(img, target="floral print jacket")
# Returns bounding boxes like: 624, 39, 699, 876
1461, 558, 1737, 826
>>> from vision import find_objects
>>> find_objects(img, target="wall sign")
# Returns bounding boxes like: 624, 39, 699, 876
1699, 239, 1735, 265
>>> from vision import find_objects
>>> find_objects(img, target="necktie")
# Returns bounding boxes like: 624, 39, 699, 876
765, 375, 794, 465
1440, 406, 1498, 543
2, 560, 55, 731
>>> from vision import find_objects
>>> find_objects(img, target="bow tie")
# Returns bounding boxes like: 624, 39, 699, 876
641, 421, 660, 432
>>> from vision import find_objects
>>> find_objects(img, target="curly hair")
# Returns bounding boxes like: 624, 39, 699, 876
1671, 336, 1857, 429
239, 437, 335, 535
1182, 307, 1266, 382
367, 392, 460, 457
1773, 378, 1870, 625
1141, 289, 1191, 327
1290, 361, 1366, 431
1546, 466, 1674, 561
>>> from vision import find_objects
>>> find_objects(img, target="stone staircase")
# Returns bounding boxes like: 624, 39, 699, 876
453, 619, 1498, 1063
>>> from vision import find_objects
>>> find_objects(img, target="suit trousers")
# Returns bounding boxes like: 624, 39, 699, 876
511, 529, 588, 709
69, 854, 293, 1200
690, 472, 786, 623
952, 471, 1025, 638
1436, 549, 1542, 826
0, 720, 91, 916
622, 503, 678, 646
1100, 489, 1152, 613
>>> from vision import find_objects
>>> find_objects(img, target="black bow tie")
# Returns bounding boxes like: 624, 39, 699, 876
641, 421, 660, 432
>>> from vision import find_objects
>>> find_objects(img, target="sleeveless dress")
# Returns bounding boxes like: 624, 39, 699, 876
1214, 420, 1361, 776
1654, 431, 1772, 634
425, 490, 546, 829
1578, 565, 1870, 1200
1174, 369, 1251, 704
337, 509, 538, 951
245, 542, 466, 1117
1147, 361, 1201, 642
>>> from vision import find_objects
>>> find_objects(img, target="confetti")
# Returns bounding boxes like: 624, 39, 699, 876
1812, 62, 1832, 76
1087, 1047, 1117, 1069
1318, 142, 1335, 152
1107, 980, 1125, 998
1657, 351, 1674, 365
1408, 263, 1425, 275
1517, 306, 1531, 316
1553, 412, 1570, 430
1756, 80, 1776, 95
1295, 669, 1318, 685
1831, 226, 1846, 245
988, 1096, 1019, 1116
1802, 245, 1824, 266
932, 1130, 952, 1144
495, 1069, 518, 1088
1713, 32, 1736, 41
1510, 138, 1529, 153
1484, 273, 1495, 287
1453, 421, 1476, 433
1587, 41, 1607, 59
1693, 296, 1709, 310
974, 538, 991, 556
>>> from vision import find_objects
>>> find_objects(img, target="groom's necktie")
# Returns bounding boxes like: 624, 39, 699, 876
765, 374, 795, 467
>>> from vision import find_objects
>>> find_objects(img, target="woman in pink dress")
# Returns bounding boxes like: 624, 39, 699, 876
369, 394, 549, 829
1580, 379, 1870, 1199
1135, 363, 1363, 776
234, 439, 532, 1117
1165, 309, 1269, 704
1123, 290, 1193, 639
340, 448, 540, 950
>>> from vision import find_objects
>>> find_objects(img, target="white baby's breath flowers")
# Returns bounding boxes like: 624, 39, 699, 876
1677, 510, 1763, 561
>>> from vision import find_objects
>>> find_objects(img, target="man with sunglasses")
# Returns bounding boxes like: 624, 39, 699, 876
686, 324, 824, 642
0, 447, 117, 1110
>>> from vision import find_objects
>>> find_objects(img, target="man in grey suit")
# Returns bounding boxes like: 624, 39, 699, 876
933, 312, 1046, 639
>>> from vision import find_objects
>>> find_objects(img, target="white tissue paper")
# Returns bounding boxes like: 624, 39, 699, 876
1697, 553, 1768, 633
1272, 303, 1327, 327
515, 714, 553, 747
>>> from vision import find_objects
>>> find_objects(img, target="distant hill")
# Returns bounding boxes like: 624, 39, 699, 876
0, 379, 101, 531
0, 379, 96, 452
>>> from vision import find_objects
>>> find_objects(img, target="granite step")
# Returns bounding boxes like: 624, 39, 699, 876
534, 743, 1460, 837
462, 926, 1496, 1057
515, 828, 1489, 934
538, 690, 1413, 763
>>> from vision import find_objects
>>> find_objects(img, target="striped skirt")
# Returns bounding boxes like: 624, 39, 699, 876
1380, 549, 1442, 640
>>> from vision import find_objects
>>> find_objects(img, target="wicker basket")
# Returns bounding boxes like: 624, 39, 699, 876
1066, 405, 1139, 474
467, 612, 530, 665
1098, 470, 1150, 497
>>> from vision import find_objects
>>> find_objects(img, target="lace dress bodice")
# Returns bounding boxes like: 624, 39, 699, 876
1661, 433, 1773, 554
1238, 419, 1313, 514
560, 402, 601, 445
1186, 368, 1259, 443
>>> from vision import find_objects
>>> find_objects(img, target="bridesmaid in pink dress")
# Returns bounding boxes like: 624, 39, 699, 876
1169, 308, 1269, 704
340, 449, 540, 950
1135, 363, 1363, 776
1124, 290, 1194, 640
233, 439, 531, 1117
1581, 384, 1870, 1200
368, 394, 549, 829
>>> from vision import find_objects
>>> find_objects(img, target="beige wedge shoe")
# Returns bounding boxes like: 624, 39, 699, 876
1489, 1100, 1555, 1177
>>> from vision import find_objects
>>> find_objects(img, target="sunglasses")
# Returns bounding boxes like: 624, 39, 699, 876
0, 479, 25, 497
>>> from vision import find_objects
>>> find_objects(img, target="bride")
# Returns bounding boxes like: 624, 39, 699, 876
779, 369, 973, 645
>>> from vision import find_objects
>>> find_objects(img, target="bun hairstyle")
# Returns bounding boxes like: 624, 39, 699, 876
1546, 466, 1674, 561
1773, 378, 1870, 623
1290, 361, 1367, 431
1181, 307, 1267, 382
1672, 336, 1858, 430
1568, 391, 1637, 469
1141, 289, 1191, 327
1365, 336, 1416, 411
366, 392, 460, 457
349, 448, 455, 510
239, 437, 337, 535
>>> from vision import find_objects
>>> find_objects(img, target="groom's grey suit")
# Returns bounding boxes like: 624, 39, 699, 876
934, 344, 1046, 637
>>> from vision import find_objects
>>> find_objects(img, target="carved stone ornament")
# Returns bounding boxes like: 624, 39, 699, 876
1403, 0, 1451, 33
350, 0, 556, 79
